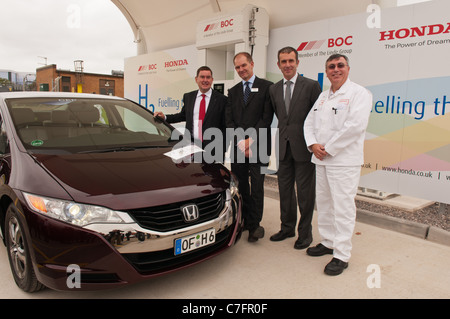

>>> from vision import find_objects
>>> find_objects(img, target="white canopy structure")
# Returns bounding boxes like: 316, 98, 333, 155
112, 0, 400, 54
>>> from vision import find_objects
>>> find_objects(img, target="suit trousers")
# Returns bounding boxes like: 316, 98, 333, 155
231, 161, 265, 231
277, 143, 315, 240
315, 165, 361, 262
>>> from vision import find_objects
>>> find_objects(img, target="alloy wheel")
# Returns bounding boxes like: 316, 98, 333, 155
8, 215, 27, 280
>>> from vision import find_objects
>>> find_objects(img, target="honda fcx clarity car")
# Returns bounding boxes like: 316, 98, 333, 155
0, 92, 242, 292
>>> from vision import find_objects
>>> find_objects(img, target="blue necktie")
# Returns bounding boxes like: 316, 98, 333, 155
244, 82, 251, 104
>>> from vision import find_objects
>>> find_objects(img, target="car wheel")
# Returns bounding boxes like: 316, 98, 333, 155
5, 203, 45, 292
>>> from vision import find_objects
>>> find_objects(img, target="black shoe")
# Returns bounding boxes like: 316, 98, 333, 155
324, 258, 348, 276
294, 237, 312, 250
270, 230, 295, 242
306, 243, 333, 256
248, 226, 264, 242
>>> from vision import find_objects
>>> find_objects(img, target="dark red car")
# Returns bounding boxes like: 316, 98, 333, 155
0, 92, 242, 292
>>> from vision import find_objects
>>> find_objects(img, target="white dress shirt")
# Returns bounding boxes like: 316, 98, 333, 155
193, 88, 212, 140
282, 73, 298, 99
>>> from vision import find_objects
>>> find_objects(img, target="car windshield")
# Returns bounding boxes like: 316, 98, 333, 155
7, 97, 174, 154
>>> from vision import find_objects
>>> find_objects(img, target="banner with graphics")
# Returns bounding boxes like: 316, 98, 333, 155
124, 44, 198, 115
266, 0, 449, 204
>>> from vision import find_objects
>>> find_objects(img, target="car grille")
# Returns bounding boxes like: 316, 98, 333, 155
122, 227, 232, 274
127, 191, 225, 232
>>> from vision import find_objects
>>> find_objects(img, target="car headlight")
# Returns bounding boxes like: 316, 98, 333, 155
229, 172, 239, 197
23, 192, 125, 227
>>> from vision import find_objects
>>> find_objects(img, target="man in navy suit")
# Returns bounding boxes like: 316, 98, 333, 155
155, 66, 227, 160
226, 52, 274, 242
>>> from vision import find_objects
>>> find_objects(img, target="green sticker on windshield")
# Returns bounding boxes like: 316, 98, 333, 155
31, 140, 44, 147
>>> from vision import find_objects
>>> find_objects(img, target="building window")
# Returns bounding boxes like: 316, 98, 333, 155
100, 79, 115, 96
62, 76, 71, 92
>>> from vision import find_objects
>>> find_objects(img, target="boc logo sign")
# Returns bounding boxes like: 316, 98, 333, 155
328, 36, 353, 47
204, 19, 234, 31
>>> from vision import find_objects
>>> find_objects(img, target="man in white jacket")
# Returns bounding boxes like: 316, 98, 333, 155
304, 54, 372, 276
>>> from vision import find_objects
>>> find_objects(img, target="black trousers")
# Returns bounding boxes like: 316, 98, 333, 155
277, 144, 316, 241
231, 161, 265, 231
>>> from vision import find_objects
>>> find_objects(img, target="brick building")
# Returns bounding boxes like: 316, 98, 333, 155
36, 64, 124, 97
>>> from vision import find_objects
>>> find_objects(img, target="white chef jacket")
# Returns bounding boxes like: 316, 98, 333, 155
304, 79, 372, 166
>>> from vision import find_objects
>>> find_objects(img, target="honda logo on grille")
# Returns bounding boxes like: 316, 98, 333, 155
181, 204, 199, 222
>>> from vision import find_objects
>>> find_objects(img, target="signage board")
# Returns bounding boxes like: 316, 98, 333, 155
265, 0, 450, 203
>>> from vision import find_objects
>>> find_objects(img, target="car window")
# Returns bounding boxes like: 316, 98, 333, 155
6, 98, 174, 154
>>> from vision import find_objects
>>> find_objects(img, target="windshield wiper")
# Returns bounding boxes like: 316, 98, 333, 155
77, 145, 170, 154
78, 147, 137, 154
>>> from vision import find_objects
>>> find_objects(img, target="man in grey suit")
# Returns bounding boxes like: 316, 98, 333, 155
269, 47, 322, 249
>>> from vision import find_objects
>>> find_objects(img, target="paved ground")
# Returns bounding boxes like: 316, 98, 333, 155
1, 194, 449, 300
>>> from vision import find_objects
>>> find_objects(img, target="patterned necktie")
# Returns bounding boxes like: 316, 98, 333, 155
244, 81, 251, 104
198, 94, 206, 141
285, 80, 292, 114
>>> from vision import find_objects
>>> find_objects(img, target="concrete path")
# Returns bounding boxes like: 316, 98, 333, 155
1, 194, 449, 300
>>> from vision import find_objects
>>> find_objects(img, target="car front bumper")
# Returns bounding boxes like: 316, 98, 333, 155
23, 190, 242, 291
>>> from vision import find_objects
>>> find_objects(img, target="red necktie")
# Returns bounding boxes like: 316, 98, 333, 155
198, 94, 206, 141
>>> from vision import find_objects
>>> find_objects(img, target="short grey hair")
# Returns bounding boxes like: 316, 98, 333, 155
326, 54, 349, 67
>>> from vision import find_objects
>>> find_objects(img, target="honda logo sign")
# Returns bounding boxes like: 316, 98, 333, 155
181, 204, 199, 222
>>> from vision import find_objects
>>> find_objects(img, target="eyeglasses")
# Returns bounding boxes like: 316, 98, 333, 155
327, 63, 348, 70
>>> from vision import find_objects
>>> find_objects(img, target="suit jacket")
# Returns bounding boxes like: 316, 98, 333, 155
269, 74, 322, 162
226, 76, 273, 164
166, 89, 227, 150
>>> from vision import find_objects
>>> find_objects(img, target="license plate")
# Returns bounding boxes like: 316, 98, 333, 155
174, 228, 215, 255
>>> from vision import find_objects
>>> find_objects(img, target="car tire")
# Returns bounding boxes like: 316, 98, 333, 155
5, 203, 45, 292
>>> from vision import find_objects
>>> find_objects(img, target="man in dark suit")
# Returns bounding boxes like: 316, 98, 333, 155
269, 46, 322, 249
226, 52, 273, 242
155, 66, 227, 161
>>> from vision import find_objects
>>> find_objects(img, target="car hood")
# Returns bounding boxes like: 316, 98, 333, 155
31, 148, 230, 210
